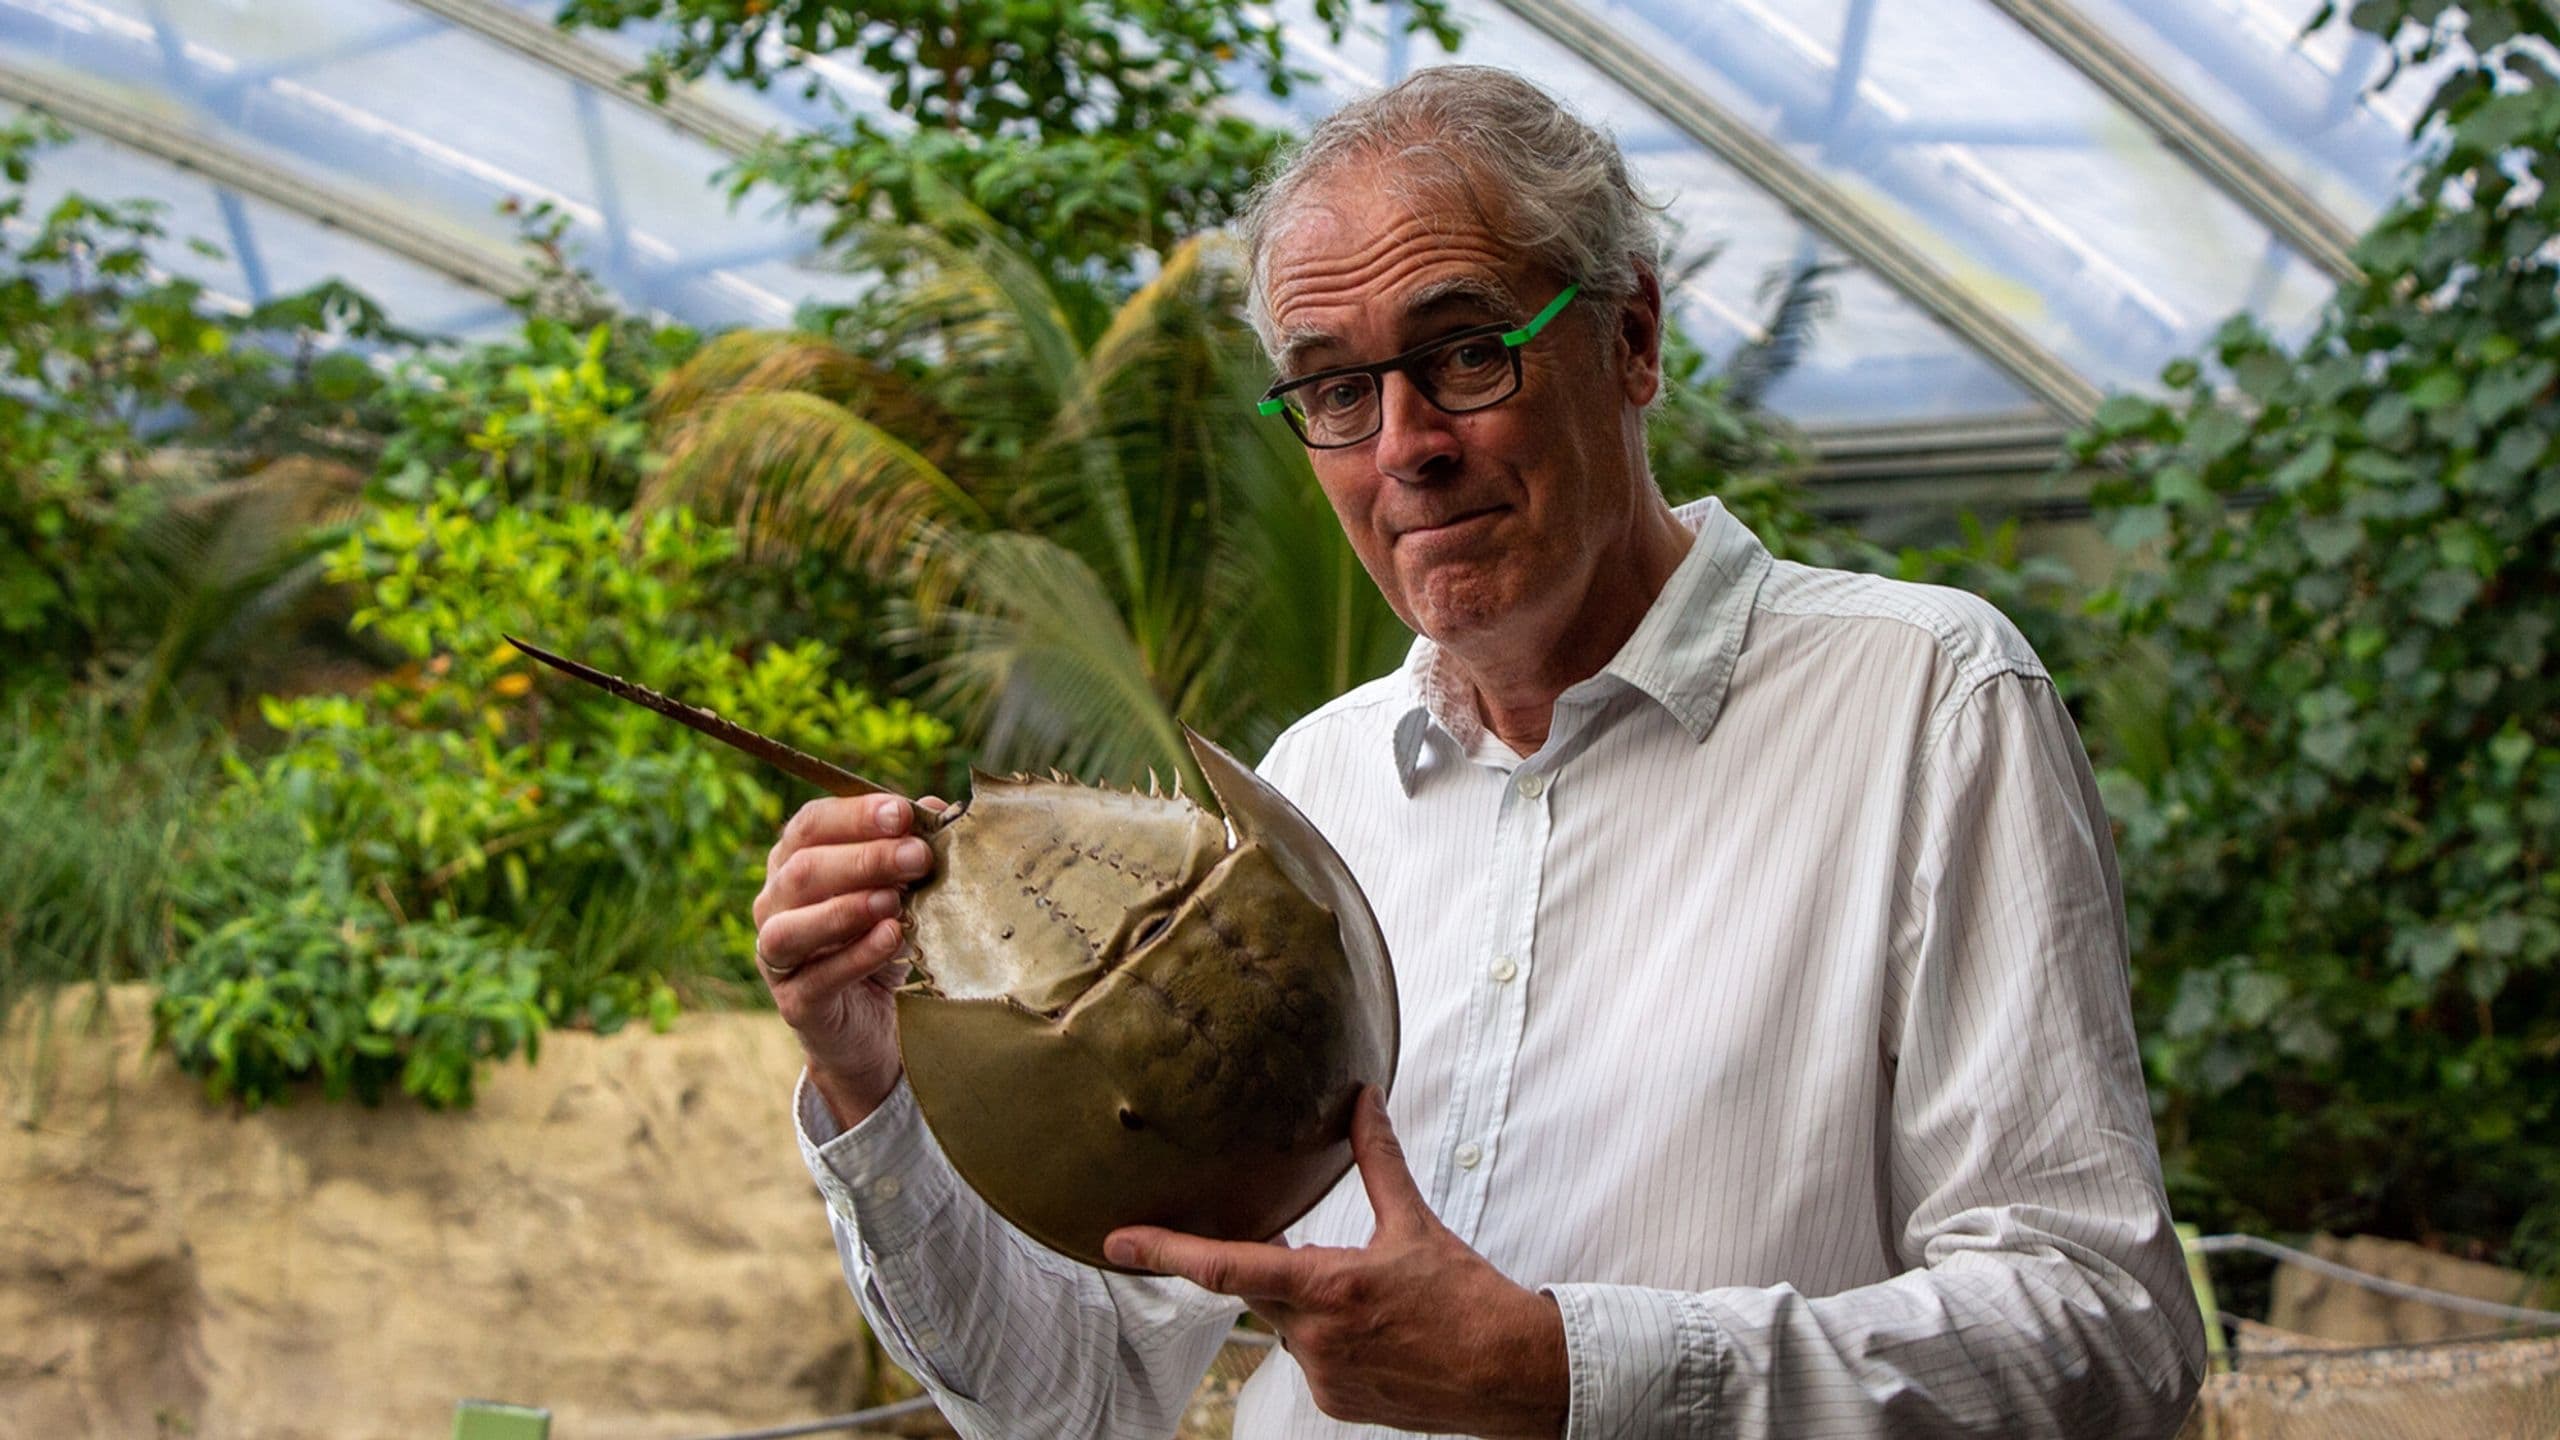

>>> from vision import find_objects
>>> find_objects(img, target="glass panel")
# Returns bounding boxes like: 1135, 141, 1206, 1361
1753, 252, 2034, 424
489, 0, 902, 136
9, 120, 508, 337
2066, 0, 2409, 225
0, 0, 871, 333
1568, 0, 2351, 385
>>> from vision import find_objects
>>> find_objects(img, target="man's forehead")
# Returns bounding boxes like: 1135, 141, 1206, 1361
1263, 188, 1520, 364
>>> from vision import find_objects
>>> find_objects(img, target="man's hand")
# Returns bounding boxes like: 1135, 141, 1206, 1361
1104, 1088, 1570, 1439
753, 793, 944, 1128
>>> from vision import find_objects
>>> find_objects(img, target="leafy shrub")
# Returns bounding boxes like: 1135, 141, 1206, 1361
374, 302, 689, 511
154, 871, 548, 1109
231, 475, 950, 1016
2078, 1, 2559, 1254
161, 473, 950, 1106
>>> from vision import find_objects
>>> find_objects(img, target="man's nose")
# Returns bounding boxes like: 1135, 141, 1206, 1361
1371, 371, 1460, 484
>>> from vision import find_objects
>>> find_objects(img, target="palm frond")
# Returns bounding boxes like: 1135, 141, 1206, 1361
652, 329, 971, 475
650, 331, 839, 420
125, 455, 368, 720
918, 531, 1194, 789
1720, 259, 1839, 412
645, 390, 986, 572
1186, 341, 1411, 757
1029, 235, 1260, 651
845, 208, 1084, 430
1052, 235, 1229, 444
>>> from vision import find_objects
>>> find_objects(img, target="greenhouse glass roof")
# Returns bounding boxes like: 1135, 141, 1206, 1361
0, 0, 2431, 440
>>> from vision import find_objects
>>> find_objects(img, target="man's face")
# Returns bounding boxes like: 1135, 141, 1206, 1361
1261, 170, 1659, 648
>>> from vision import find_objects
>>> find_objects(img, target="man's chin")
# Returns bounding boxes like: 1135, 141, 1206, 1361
1402, 566, 1522, 647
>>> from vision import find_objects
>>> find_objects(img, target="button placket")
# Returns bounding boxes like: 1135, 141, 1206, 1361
1436, 761, 1552, 1238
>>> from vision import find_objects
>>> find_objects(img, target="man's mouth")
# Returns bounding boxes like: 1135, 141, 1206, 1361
1395, 505, 1508, 543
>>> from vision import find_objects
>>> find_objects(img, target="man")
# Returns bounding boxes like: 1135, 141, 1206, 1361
750, 66, 2205, 1438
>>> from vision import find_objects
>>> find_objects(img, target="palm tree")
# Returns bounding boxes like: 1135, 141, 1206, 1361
640, 196, 1410, 786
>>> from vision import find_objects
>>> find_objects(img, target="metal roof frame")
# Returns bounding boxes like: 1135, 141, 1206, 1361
0, 0, 2400, 452
393, 0, 766, 157
1978, 0, 2364, 284
1493, 0, 2108, 422
0, 56, 525, 303
1797, 413, 2095, 523
0, 4, 810, 327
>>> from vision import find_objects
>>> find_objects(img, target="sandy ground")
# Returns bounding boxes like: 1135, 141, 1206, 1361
0, 985, 891, 1440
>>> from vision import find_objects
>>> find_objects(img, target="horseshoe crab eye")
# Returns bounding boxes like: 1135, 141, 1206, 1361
1133, 914, 1171, 948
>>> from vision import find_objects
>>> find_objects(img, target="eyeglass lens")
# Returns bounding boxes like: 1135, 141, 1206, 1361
1284, 331, 1522, 446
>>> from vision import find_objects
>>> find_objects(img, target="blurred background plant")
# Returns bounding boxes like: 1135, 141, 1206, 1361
642, 196, 1410, 785
2074, 0, 2560, 1268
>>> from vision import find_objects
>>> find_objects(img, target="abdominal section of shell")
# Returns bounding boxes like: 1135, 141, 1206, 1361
896, 728, 1398, 1272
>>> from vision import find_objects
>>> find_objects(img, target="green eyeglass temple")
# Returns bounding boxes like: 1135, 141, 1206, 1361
1255, 283, 1582, 419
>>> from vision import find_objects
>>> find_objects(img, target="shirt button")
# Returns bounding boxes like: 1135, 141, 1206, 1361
914, 1328, 943, 1350
1490, 955, 1518, 983
873, 1177, 902, 1202
1455, 1142, 1484, 1170
1515, 772, 1546, 799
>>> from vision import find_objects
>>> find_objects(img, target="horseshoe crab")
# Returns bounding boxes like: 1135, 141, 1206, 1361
505, 637, 1398, 1270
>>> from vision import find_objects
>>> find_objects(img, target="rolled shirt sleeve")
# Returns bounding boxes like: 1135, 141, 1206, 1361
794, 1073, 1243, 1437
1545, 672, 2203, 1438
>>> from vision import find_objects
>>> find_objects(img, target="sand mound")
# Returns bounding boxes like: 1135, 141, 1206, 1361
2, 985, 880, 1440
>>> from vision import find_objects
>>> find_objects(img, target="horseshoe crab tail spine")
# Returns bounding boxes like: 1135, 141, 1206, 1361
504, 634, 945, 835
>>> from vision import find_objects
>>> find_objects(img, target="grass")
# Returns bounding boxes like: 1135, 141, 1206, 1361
0, 695, 231, 1022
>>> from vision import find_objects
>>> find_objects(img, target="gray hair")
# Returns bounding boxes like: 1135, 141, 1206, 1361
1236, 65, 1665, 360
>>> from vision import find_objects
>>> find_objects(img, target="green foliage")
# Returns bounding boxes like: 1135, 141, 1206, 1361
0, 122, 961, 1107
553, 0, 1456, 279
644, 208, 1407, 783
2080, 0, 2560, 1250
154, 876, 549, 1110
372, 232, 696, 511
157, 474, 950, 1108
0, 697, 226, 1019
0, 117, 417, 708
237, 478, 950, 1008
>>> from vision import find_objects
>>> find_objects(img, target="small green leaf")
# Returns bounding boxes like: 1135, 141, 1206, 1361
2273, 437, 2336, 491
2413, 567, 2482, 624
2300, 515, 2364, 566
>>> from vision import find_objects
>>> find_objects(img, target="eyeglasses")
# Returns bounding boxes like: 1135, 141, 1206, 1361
1256, 284, 1581, 449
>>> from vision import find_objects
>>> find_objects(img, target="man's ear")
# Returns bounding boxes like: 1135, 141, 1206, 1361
1616, 263, 1665, 409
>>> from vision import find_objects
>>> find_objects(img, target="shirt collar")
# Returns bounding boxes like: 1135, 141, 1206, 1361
1390, 496, 1771, 793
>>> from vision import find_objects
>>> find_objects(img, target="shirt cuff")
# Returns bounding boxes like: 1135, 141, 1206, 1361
1544, 1282, 1722, 1438
792, 1069, 959, 1257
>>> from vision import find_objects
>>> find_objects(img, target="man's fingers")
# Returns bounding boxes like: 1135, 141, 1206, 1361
778, 794, 913, 855
758, 891, 902, 977
1103, 1228, 1312, 1301
1352, 1086, 1432, 1241
765, 835, 936, 913
769, 919, 907, 998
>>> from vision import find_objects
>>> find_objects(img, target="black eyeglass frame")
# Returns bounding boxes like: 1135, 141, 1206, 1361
1255, 283, 1581, 450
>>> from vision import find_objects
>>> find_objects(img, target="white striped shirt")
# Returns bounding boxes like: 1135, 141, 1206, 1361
795, 495, 2206, 1437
